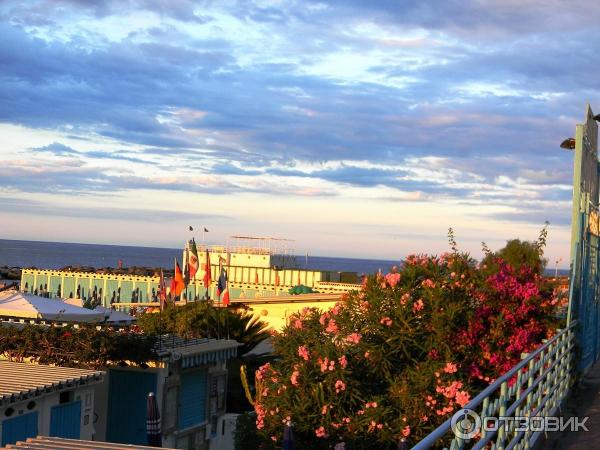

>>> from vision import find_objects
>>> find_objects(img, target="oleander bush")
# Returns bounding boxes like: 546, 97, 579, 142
248, 229, 561, 449
0, 324, 156, 369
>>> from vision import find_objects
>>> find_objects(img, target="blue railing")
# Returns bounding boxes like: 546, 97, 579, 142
412, 321, 577, 450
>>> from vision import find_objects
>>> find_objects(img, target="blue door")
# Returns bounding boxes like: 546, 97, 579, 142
1, 412, 38, 446
106, 369, 157, 445
50, 401, 81, 439
178, 369, 208, 429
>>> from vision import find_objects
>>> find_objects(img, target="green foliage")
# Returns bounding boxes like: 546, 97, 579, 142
481, 223, 550, 275
482, 239, 547, 275
234, 412, 276, 450
250, 249, 560, 448
137, 302, 271, 356
0, 324, 156, 369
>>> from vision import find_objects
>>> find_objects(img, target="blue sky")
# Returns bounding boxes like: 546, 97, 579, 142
0, 0, 596, 265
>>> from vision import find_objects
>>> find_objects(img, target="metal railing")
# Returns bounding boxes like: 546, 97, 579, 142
412, 321, 577, 450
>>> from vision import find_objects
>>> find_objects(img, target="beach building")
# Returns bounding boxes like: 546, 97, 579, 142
0, 436, 177, 449
0, 361, 104, 446
94, 337, 240, 450
20, 238, 359, 307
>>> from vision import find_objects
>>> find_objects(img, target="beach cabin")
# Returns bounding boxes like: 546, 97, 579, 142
94, 337, 240, 450
0, 362, 104, 446
0, 436, 177, 449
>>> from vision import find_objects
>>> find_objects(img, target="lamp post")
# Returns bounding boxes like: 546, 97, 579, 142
555, 257, 563, 279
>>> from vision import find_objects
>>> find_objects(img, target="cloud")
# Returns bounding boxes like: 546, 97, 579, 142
0, 196, 230, 222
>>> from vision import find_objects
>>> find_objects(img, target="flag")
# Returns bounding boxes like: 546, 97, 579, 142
217, 267, 230, 306
255, 271, 259, 284
188, 239, 199, 280
204, 227, 209, 232
158, 269, 167, 310
189, 225, 193, 231
203, 249, 212, 288
170, 259, 185, 297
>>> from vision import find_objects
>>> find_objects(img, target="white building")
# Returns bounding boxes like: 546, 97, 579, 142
0, 361, 104, 446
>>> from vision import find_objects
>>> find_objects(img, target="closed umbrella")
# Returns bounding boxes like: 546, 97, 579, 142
146, 392, 162, 447
283, 422, 294, 450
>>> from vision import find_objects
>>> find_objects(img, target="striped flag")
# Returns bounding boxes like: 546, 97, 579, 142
188, 239, 199, 280
217, 267, 230, 306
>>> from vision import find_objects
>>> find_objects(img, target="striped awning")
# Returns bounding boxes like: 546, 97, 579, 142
153, 336, 240, 369
180, 345, 239, 369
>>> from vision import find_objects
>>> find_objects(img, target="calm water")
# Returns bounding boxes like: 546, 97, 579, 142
0, 239, 399, 275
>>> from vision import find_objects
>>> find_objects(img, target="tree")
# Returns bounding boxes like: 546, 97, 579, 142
137, 302, 271, 356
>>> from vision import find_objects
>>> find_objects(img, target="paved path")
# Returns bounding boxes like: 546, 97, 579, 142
537, 361, 600, 449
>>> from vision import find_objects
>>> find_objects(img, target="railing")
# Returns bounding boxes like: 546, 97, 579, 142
412, 321, 577, 450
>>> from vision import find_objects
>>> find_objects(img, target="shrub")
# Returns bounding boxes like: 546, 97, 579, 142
248, 240, 560, 448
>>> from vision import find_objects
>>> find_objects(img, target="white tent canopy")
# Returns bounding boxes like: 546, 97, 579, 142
94, 306, 136, 324
0, 291, 106, 323
63, 298, 135, 324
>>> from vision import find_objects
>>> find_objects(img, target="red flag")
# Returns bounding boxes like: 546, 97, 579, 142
203, 249, 212, 288
217, 267, 230, 305
275, 273, 280, 286
255, 271, 259, 284
297, 274, 301, 286
171, 259, 185, 296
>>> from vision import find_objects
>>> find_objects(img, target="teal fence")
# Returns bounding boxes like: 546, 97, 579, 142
412, 322, 577, 450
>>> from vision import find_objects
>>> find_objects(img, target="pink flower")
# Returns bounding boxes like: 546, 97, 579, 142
321, 404, 329, 415
443, 362, 458, 373
402, 425, 411, 437
290, 370, 300, 386
384, 272, 401, 287
315, 426, 327, 438
293, 319, 303, 329
271, 436, 277, 442
377, 423, 383, 429
422, 279, 436, 288
380, 317, 393, 326
455, 390, 471, 407
326, 319, 339, 334
335, 379, 346, 393
298, 345, 310, 361
364, 351, 370, 358
319, 313, 329, 326
347, 333, 361, 344
338, 355, 348, 368
413, 299, 424, 312
400, 292, 410, 305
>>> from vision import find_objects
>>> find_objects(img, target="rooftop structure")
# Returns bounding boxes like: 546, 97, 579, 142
0, 436, 176, 449
0, 361, 104, 408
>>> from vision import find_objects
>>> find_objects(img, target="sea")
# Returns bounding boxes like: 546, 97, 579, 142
0, 239, 399, 275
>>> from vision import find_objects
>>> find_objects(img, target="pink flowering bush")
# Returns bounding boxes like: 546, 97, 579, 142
249, 235, 560, 448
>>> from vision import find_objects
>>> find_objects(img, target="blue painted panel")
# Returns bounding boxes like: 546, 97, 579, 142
178, 369, 208, 429
1, 412, 38, 446
50, 400, 81, 439
106, 369, 157, 445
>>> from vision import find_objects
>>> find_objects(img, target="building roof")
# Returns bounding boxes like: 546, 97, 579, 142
0, 361, 104, 407
154, 336, 240, 369
1, 436, 176, 449
0, 291, 106, 323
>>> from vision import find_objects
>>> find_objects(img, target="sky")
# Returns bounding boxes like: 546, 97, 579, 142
0, 0, 598, 266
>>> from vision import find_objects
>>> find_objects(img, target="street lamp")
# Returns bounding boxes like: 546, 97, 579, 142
555, 257, 563, 279
560, 138, 576, 150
